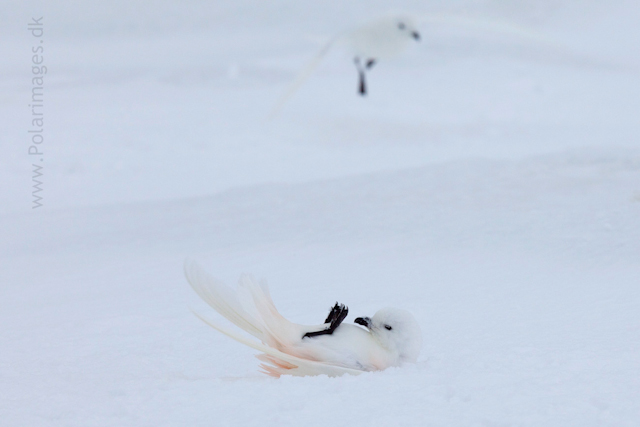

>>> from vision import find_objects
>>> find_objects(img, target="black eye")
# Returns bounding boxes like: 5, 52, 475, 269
397, 22, 406, 30
384, 325, 392, 330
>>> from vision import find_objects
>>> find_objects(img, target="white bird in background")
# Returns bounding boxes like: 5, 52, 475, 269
269, 11, 561, 117
345, 14, 421, 96
184, 260, 422, 377
270, 13, 421, 116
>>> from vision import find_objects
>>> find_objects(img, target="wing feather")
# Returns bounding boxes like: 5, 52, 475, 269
184, 259, 264, 339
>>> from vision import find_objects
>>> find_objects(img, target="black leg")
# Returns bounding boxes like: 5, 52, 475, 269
354, 57, 367, 96
303, 303, 349, 338
359, 70, 366, 95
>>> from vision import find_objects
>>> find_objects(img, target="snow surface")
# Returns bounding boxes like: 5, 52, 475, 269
1, 0, 640, 426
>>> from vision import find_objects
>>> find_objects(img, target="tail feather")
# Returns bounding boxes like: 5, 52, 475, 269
256, 354, 296, 377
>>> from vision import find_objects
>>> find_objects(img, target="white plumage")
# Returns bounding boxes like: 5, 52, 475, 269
269, 12, 557, 116
342, 14, 421, 60
184, 260, 422, 377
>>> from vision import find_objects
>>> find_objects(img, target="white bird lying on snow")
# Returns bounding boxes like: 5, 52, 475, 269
184, 260, 422, 377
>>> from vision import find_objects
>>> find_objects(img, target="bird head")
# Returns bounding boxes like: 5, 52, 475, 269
355, 307, 422, 363
345, 14, 421, 59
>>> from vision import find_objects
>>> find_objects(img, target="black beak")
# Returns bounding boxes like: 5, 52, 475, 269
412, 31, 420, 41
354, 316, 372, 329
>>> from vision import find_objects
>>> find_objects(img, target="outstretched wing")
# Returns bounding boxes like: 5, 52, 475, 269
192, 311, 365, 377
186, 260, 325, 347
268, 36, 336, 119
184, 259, 264, 339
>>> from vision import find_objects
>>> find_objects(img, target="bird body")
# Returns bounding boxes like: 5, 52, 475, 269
184, 260, 422, 377
296, 323, 394, 371
268, 12, 421, 116
342, 14, 420, 60
268, 12, 556, 116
